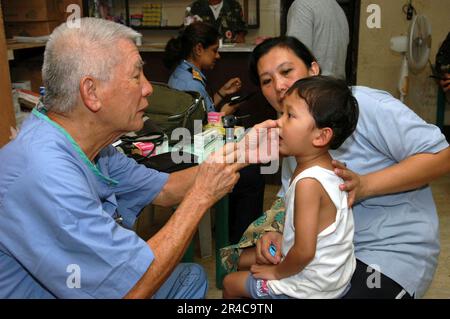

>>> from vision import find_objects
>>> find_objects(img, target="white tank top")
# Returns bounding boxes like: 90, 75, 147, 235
268, 166, 356, 299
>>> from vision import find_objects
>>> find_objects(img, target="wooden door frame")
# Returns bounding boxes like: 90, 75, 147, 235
0, 2, 16, 147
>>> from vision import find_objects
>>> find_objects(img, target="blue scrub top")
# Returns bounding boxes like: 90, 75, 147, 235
279, 86, 449, 298
0, 108, 169, 298
168, 60, 216, 112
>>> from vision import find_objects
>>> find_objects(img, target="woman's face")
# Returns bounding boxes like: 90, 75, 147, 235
198, 41, 220, 70
257, 47, 319, 112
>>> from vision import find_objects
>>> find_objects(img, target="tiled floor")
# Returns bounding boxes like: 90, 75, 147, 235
137, 173, 450, 299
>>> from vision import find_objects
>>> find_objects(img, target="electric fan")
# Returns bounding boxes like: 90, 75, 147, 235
390, 15, 432, 102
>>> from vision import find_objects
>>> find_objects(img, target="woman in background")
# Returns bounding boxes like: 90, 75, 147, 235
164, 21, 242, 115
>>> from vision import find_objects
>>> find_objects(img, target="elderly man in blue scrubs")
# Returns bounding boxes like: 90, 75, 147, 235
0, 18, 248, 299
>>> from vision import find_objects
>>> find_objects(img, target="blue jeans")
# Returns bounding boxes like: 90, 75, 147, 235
152, 263, 208, 299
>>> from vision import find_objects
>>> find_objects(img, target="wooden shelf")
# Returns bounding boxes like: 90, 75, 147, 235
6, 40, 46, 62
133, 25, 181, 30
7, 41, 46, 51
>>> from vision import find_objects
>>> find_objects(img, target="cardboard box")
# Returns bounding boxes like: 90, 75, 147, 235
5, 20, 60, 38
2, 0, 61, 22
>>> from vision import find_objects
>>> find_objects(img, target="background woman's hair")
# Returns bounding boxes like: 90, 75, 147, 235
248, 36, 318, 85
286, 75, 359, 150
163, 22, 220, 70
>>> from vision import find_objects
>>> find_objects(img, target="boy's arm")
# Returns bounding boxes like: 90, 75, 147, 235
273, 178, 320, 278
251, 178, 321, 280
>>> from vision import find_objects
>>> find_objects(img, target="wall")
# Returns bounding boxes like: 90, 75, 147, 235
357, 0, 450, 124
247, 0, 280, 42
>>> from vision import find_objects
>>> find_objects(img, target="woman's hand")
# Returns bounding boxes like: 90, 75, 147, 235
255, 231, 283, 265
220, 77, 242, 96
220, 103, 238, 116
332, 160, 367, 207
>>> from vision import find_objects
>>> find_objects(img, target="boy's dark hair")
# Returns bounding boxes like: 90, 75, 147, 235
163, 22, 219, 70
286, 76, 359, 150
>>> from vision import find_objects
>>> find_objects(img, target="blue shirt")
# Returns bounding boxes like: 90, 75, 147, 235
168, 60, 216, 112
279, 86, 449, 297
0, 108, 169, 298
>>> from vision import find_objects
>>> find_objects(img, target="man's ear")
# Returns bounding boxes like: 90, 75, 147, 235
308, 62, 320, 76
79, 76, 101, 112
312, 127, 333, 148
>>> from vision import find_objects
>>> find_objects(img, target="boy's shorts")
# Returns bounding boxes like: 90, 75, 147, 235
246, 275, 293, 299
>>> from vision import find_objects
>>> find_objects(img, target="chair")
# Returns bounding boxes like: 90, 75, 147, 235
145, 82, 207, 145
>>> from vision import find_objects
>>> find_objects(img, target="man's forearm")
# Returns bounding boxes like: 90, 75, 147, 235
152, 166, 199, 207
125, 188, 211, 298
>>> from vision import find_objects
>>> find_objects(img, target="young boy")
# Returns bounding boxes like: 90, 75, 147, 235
223, 76, 359, 299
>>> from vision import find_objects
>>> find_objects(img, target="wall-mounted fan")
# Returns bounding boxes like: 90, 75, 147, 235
390, 15, 432, 102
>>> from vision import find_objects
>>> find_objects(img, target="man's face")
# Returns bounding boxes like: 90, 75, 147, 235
97, 39, 152, 134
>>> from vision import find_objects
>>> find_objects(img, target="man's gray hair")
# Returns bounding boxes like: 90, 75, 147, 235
42, 17, 141, 113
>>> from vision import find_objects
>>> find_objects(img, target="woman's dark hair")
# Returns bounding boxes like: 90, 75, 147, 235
286, 75, 359, 150
163, 22, 220, 70
249, 36, 318, 85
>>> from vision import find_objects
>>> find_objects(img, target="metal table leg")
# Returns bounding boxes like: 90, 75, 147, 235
214, 195, 229, 289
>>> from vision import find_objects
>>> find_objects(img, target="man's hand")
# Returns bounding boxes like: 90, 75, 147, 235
255, 231, 283, 265
234, 32, 246, 44
255, 36, 272, 45
192, 144, 242, 205
439, 73, 450, 92
237, 119, 279, 164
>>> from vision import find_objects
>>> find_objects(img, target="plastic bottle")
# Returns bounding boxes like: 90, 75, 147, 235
37, 86, 47, 113
39, 86, 46, 103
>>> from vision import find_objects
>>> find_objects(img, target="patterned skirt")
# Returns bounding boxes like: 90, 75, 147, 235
219, 198, 286, 273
